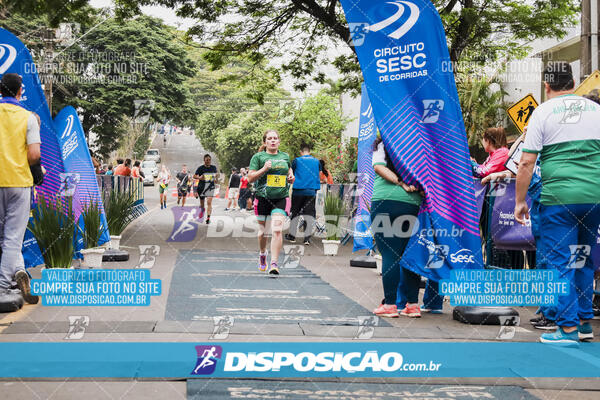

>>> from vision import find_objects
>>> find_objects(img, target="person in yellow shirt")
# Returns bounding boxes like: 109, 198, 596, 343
0, 73, 41, 307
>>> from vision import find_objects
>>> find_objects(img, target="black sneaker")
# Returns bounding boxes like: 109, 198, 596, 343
268, 262, 279, 275
0, 288, 24, 312
284, 234, 296, 243
532, 316, 557, 330
206, 216, 211, 224
530, 315, 544, 324
15, 270, 39, 304
303, 239, 310, 246
593, 307, 600, 320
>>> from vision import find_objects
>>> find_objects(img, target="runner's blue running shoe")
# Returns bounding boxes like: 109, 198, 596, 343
420, 305, 442, 314
578, 322, 594, 342
540, 327, 579, 347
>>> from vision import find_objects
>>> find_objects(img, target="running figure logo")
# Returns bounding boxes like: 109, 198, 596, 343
496, 315, 520, 340
133, 99, 155, 124
354, 316, 379, 339
138, 245, 160, 268
567, 245, 591, 269
191, 345, 223, 375
348, 23, 369, 46
282, 245, 304, 269
425, 245, 449, 269
210, 316, 234, 340
560, 99, 585, 124
59, 173, 80, 197
422, 100, 444, 123
64, 316, 90, 340
168, 207, 203, 242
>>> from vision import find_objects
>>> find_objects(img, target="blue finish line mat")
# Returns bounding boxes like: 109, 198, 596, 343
165, 249, 388, 326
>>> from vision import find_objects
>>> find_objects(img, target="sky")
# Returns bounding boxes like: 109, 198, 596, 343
89, 0, 196, 29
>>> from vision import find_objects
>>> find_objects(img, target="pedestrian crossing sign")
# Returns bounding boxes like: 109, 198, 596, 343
507, 94, 538, 133
574, 70, 600, 96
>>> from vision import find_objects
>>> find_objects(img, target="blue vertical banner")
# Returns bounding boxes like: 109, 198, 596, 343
1, 28, 67, 268
353, 84, 377, 251
339, 1, 483, 280
0, 28, 66, 201
54, 106, 110, 252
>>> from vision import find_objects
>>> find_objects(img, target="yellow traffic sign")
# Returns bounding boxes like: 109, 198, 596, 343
507, 94, 538, 133
575, 70, 600, 96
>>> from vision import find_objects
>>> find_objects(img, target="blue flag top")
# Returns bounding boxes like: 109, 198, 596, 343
0, 28, 66, 201
54, 107, 110, 251
353, 84, 377, 252
339, 0, 483, 280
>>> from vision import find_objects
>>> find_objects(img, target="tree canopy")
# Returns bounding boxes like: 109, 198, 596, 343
112, 0, 579, 94
1, 10, 197, 157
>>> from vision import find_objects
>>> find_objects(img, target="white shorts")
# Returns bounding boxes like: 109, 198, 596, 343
227, 187, 239, 199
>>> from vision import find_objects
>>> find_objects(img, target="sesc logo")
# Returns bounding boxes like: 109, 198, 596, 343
0, 44, 17, 74
191, 345, 222, 375
60, 115, 75, 140
368, 1, 420, 40
361, 103, 373, 119
449, 249, 475, 265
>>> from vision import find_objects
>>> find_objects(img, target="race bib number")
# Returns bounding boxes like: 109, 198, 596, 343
204, 173, 215, 182
267, 174, 286, 188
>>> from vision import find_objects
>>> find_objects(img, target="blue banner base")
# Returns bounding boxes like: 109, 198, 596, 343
0, 342, 599, 378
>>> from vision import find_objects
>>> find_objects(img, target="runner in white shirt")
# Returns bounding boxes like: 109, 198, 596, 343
157, 165, 171, 209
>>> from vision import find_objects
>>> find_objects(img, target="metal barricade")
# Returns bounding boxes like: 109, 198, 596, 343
96, 175, 147, 219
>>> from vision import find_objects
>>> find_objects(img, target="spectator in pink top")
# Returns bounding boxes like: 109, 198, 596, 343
471, 127, 509, 178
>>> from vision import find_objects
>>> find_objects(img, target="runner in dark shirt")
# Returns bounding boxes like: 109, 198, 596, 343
193, 154, 218, 224
176, 164, 191, 207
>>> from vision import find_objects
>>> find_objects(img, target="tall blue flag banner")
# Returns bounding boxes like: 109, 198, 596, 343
0, 28, 66, 202
1, 28, 67, 268
353, 84, 377, 252
339, 0, 483, 280
54, 106, 110, 252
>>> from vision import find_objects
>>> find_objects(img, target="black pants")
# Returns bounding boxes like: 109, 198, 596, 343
288, 194, 316, 241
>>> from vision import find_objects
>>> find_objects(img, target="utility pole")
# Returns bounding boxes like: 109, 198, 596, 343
581, 0, 600, 81
42, 27, 55, 114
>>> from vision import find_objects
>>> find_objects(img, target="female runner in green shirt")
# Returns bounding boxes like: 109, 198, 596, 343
248, 130, 295, 275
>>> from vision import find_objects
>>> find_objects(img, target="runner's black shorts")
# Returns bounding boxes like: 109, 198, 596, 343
253, 197, 290, 221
